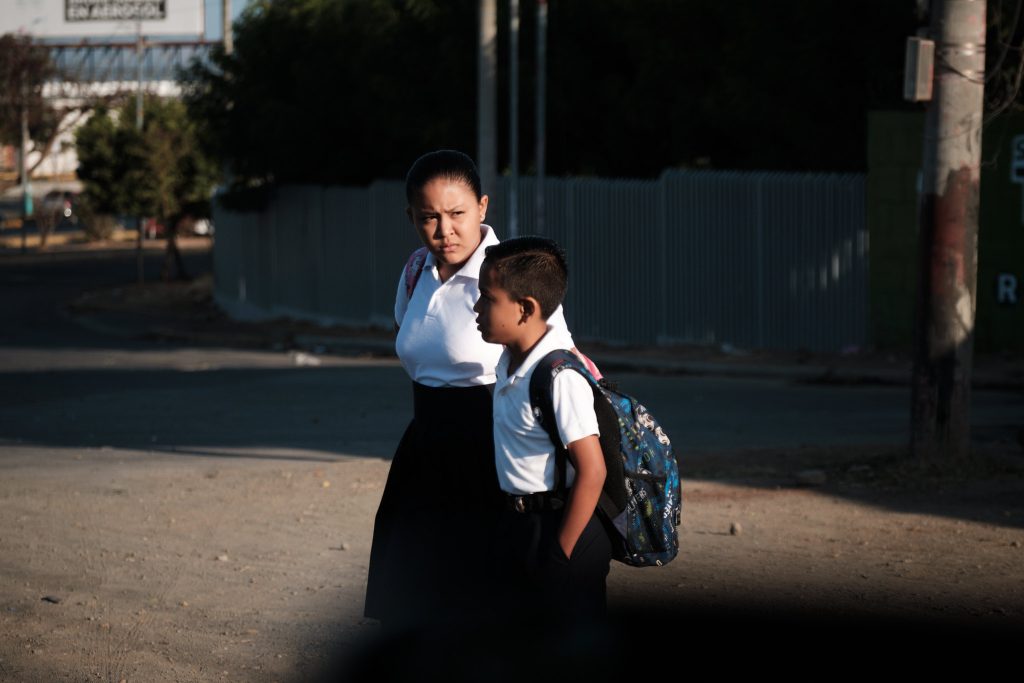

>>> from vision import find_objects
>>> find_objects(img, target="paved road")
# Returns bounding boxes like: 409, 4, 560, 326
1, 249, 1020, 463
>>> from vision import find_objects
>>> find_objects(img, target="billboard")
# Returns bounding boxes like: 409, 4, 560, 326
4, 1, 205, 39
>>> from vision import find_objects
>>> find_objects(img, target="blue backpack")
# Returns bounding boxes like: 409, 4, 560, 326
529, 350, 682, 567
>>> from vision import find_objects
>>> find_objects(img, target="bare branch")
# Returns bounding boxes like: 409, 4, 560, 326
28, 107, 91, 176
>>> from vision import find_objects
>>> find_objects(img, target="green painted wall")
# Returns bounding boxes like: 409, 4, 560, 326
868, 110, 1024, 352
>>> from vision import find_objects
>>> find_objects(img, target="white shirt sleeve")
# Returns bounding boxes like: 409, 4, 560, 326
394, 268, 408, 327
551, 370, 600, 447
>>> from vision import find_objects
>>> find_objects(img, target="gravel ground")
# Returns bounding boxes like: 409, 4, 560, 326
1, 251, 1023, 681
1, 443, 1023, 682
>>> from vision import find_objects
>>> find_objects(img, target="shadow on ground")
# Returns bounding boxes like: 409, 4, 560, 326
3, 365, 1023, 533
684, 446, 1024, 531
319, 603, 1020, 681
0, 365, 412, 461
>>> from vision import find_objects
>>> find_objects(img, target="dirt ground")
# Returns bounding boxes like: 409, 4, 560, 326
2, 257, 1023, 681
1, 443, 1023, 682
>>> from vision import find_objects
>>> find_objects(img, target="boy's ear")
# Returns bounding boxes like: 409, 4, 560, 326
519, 296, 541, 324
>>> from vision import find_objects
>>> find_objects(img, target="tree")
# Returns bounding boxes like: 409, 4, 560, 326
185, 0, 922, 199
0, 33, 57, 244
985, 0, 1024, 122
75, 106, 132, 217
184, 0, 483, 207
0, 34, 92, 183
0, 34, 56, 159
76, 96, 219, 280
1, 34, 109, 246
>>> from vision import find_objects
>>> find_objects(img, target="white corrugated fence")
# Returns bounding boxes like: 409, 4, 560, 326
213, 169, 867, 352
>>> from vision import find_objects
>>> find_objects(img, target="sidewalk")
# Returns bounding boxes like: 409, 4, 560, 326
63, 267, 1023, 392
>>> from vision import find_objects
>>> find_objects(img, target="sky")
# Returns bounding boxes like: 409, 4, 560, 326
202, 0, 250, 41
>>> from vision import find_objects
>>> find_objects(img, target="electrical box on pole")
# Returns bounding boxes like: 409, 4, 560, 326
904, 36, 935, 102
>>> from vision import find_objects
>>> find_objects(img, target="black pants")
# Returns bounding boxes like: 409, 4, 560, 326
490, 506, 612, 622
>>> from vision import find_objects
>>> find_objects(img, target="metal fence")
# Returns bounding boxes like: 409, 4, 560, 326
213, 170, 867, 352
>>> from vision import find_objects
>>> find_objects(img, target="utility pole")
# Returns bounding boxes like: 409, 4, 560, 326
911, 0, 987, 462
508, 0, 520, 238
223, 0, 234, 55
477, 0, 497, 197
535, 0, 547, 234
135, 21, 144, 131
19, 82, 32, 254
136, 19, 145, 284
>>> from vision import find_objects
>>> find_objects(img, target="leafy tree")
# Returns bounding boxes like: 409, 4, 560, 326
0, 34, 55, 152
76, 107, 133, 217
536, 0, 919, 176
186, 0, 927, 192
185, 0, 478, 206
76, 96, 219, 279
0, 34, 97, 180
0, 32, 60, 208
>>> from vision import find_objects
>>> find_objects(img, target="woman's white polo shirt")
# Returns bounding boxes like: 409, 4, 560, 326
394, 225, 572, 387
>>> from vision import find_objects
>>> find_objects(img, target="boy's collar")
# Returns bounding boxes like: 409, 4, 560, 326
501, 325, 562, 384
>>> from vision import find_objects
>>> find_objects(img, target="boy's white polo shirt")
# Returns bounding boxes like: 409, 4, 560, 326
493, 328, 600, 495
394, 225, 573, 387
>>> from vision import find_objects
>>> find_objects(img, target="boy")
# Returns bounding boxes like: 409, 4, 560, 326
473, 236, 612, 620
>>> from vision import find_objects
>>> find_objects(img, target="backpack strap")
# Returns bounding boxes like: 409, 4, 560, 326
572, 348, 603, 381
528, 350, 601, 495
530, 350, 627, 518
403, 247, 429, 300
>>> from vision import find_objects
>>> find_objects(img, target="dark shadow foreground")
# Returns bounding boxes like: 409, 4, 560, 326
319, 602, 1021, 681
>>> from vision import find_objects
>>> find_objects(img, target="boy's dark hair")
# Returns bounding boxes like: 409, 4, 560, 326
483, 237, 568, 320
405, 150, 483, 203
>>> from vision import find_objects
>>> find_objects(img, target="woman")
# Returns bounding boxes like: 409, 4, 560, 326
364, 150, 575, 626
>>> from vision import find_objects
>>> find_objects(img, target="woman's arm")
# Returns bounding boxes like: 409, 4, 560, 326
558, 435, 606, 559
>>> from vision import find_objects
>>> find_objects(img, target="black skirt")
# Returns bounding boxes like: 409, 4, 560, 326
364, 382, 500, 624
